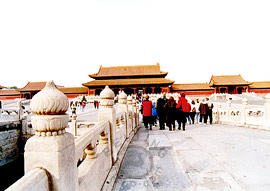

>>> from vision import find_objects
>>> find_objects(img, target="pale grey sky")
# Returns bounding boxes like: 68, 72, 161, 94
1, 0, 270, 88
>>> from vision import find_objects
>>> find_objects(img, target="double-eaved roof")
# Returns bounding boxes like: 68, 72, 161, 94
209, 75, 250, 86
83, 78, 174, 87
84, 63, 174, 88
89, 63, 168, 79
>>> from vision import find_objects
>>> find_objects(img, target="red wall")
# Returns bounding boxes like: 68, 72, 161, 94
0, 96, 21, 100
250, 89, 270, 94
172, 90, 214, 96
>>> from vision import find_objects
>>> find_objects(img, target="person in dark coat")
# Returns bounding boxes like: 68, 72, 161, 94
176, 93, 190, 131
142, 95, 153, 130
165, 96, 176, 131
199, 99, 209, 124
156, 94, 167, 130
206, 97, 214, 124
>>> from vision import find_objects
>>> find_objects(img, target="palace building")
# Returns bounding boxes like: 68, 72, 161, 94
1, 64, 270, 100
82, 63, 175, 95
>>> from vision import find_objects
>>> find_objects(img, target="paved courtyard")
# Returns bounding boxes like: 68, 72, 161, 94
113, 123, 270, 191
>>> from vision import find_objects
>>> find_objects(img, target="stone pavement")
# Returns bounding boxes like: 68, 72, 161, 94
112, 123, 270, 191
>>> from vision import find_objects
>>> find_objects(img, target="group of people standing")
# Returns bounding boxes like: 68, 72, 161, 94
141, 93, 213, 131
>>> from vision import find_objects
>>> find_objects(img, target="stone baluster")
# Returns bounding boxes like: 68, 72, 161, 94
25, 81, 78, 191
116, 119, 120, 129
226, 100, 231, 123
100, 131, 108, 144
85, 142, 97, 159
241, 98, 248, 125
98, 86, 117, 163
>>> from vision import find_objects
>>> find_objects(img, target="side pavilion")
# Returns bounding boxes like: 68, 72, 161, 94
209, 75, 251, 94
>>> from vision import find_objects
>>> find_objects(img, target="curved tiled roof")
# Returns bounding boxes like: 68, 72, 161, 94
249, 81, 270, 89
89, 63, 168, 78
0, 89, 20, 96
58, 87, 88, 94
83, 78, 174, 87
19, 82, 47, 92
172, 83, 214, 91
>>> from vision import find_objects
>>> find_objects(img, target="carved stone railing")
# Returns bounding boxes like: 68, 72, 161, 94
213, 94, 270, 130
6, 83, 140, 191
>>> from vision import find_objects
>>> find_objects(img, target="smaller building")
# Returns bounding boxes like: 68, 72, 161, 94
209, 75, 250, 94
19, 82, 47, 99
249, 81, 270, 95
0, 82, 88, 100
0, 89, 21, 100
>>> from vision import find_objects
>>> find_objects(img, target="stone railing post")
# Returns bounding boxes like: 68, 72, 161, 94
118, 91, 128, 137
118, 91, 128, 112
217, 104, 222, 123
70, 112, 78, 136
241, 98, 248, 125
17, 100, 23, 121
127, 96, 134, 129
136, 100, 140, 128
98, 86, 117, 163
132, 99, 137, 129
265, 94, 270, 121
25, 81, 78, 191
226, 100, 231, 123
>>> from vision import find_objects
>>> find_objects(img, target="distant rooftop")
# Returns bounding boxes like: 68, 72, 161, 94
172, 83, 214, 91
209, 75, 250, 86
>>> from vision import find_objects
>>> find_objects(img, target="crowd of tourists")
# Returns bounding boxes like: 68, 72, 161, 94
140, 93, 214, 131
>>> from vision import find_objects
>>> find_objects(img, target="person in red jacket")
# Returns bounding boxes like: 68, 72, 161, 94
176, 93, 191, 131
142, 95, 153, 130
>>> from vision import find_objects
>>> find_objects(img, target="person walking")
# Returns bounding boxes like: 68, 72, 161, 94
195, 99, 200, 123
206, 97, 214, 124
152, 101, 158, 126
156, 94, 167, 130
165, 96, 176, 131
190, 100, 196, 124
176, 93, 190, 131
142, 95, 153, 130
199, 99, 209, 124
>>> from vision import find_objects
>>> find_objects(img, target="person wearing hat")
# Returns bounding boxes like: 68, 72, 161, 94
142, 95, 153, 130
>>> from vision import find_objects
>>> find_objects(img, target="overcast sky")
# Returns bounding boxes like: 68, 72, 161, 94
1, 0, 269, 88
